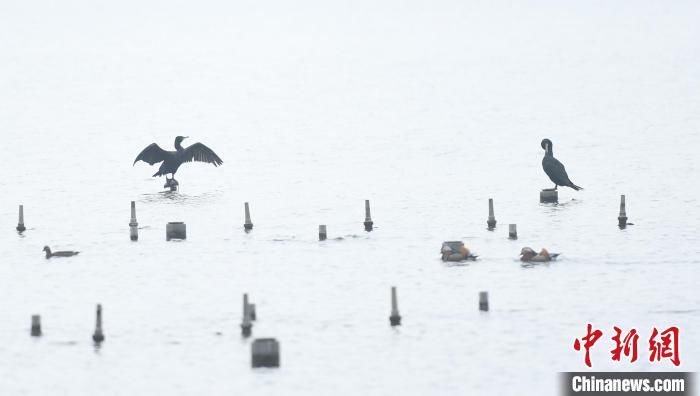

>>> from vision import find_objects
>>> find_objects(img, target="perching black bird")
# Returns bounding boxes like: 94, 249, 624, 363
43, 246, 80, 259
541, 138, 582, 191
133, 136, 223, 185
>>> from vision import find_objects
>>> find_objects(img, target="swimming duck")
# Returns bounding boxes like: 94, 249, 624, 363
441, 241, 478, 262
43, 246, 80, 259
520, 247, 560, 262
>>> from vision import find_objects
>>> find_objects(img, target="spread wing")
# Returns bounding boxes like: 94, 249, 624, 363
183, 143, 223, 166
134, 143, 168, 165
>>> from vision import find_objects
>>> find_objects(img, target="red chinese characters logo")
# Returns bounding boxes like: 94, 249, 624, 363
573, 324, 680, 368
611, 326, 639, 363
649, 326, 680, 367
573, 323, 603, 368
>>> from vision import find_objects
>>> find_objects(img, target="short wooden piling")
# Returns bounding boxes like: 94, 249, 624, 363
243, 293, 248, 315
319, 225, 327, 241
164, 178, 179, 192
487, 199, 497, 230
129, 201, 138, 241
508, 224, 518, 240
618, 195, 628, 228
92, 304, 105, 343
479, 291, 489, 312
252, 338, 280, 368
249, 303, 257, 321
389, 286, 401, 326
244, 202, 253, 231
540, 190, 558, 203
363, 200, 373, 232
31, 315, 41, 337
166, 222, 186, 241
241, 293, 252, 337
17, 205, 26, 232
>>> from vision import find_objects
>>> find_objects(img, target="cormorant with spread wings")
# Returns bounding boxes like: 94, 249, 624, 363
133, 136, 223, 187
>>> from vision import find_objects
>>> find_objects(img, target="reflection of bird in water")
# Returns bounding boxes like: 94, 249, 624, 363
541, 138, 582, 191
520, 247, 560, 262
133, 136, 223, 187
43, 246, 80, 259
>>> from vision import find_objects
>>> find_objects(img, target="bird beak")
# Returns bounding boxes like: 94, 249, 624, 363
184, 136, 189, 139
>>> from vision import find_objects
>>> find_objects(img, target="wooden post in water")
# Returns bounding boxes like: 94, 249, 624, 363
479, 291, 489, 312
389, 286, 401, 326
540, 190, 558, 203
129, 201, 138, 241
31, 315, 41, 337
244, 202, 253, 232
249, 303, 257, 321
166, 222, 186, 241
252, 338, 280, 368
92, 304, 105, 343
241, 293, 252, 337
618, 195, 628, 229
319, 225, 327, 241
487, 199, 496, 230
17, 205, 26, 232
164, 178, 179, 192
508, 224, 518, 240
363, 200, 374, 232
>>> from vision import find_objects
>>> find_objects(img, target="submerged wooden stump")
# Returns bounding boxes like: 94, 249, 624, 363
540, 190, 558, 203
252, 338, 280, 368
166, 222, 186, 241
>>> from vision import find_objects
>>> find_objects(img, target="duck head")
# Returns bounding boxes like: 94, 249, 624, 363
520, 247, 537, 261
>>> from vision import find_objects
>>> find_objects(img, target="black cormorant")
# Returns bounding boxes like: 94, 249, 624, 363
133, 136, 223, 186
541, 138, 582, 191
43, 246, 80, 259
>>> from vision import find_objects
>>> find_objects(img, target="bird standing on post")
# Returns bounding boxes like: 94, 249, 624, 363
541, 138, 582, 191
133, 136, 223, 188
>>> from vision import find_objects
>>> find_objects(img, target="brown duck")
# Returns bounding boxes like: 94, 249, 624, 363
520, 247, 560, 262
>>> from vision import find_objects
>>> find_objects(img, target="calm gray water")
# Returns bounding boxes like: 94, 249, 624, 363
1, 0, 699, 395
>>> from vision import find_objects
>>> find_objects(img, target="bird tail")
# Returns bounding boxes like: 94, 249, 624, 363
571, 183, 583, 191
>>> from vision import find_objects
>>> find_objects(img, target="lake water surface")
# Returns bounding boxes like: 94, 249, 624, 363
1, 0, 699, 394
